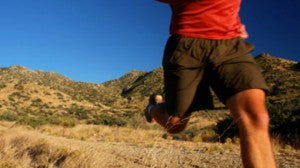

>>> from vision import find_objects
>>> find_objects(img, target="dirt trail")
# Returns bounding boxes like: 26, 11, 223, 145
0, 124, 299, 168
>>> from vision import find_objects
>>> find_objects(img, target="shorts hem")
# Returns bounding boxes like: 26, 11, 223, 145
220, 87, 269, 105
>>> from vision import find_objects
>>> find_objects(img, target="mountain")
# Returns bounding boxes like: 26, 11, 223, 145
255, 53, 299, 105
0, 54, 298, 124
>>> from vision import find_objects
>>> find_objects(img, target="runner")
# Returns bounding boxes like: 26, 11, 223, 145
145, 0, 276, 167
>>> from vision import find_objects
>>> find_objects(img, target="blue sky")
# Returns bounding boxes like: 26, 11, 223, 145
0, 0, 299, 83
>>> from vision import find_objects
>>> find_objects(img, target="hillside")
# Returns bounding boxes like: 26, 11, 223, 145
0, 54, 299, 167
255, 53, 299, 104
0, 54, 298, 126
0, 66, 142, 122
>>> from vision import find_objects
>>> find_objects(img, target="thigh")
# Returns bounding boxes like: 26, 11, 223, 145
164, 67, 204, 118
163, 36, 210, 117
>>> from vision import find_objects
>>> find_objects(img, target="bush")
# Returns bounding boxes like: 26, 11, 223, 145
216, 99, 299, 148
56, 92, 64, 100
87, 114, 127, 127
0, 112, 18, 121
67, 107, 89, 120
14, 83, 24, 90
16, 115, 78, 128
16, 116, 50, 128
75, 109, 89, 120
215, 116, 238, 142
31, 98, 43, 107
52, 116, 78, 127
267, 100, 299, 148
0, 83, 6, 90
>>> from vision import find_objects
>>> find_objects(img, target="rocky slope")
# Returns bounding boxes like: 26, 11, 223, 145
255, 53, 299, 104
0, 54, 298, 122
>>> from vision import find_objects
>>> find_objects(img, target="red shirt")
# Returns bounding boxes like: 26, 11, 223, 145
157, 0, 242, 39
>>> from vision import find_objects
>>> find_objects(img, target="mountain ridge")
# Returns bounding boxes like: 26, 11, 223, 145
0, 54, 298, 122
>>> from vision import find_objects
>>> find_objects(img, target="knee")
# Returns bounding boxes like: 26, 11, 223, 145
227, 89, 270, 132
239, 107, 270, 132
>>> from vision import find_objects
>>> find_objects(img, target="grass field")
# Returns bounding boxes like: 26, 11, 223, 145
0, 121, 299, 168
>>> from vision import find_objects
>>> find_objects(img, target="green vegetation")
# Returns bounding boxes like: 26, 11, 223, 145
43, 91, 51, 96
87, 114, 127, 127
55, 92, 64, 100
162, 125, 218, 142
0, 112, 18, 121
267, 100, 299, 148
215, 116, 238, 142
17, 115, 78, 128
14, 82, 24, 90
0, 55, 297, 149
67, 106, 89, 120
0, 83, 6, 89
0, 112, 78, 128
31, 98, 43, 107
216, 99, 299, 148
74, 109, 89, 120
8, 92, 30, 103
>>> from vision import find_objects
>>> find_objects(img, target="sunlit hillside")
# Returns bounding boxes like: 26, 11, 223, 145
0, 54, 299, 167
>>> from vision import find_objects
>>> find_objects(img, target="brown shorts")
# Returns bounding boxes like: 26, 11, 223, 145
162, 35, 268, 117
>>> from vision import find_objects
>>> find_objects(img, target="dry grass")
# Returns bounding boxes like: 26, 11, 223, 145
0, 121, 299, 168
0, 128, 105, 168
38, 124, 165, 143
0, 122, 172, 168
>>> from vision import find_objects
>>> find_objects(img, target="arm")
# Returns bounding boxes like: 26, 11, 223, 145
240, 24, 249, 39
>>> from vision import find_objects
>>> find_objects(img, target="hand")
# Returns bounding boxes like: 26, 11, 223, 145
240, 24, 249, 39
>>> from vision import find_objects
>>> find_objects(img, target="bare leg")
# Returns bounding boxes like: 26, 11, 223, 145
226, 89, 276, 168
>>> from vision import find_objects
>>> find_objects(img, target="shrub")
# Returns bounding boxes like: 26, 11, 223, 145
52, 116, 78, 127
67, 107, 89, 120
267, 100, 299, 148
43, 91, 51, 96
87, 114, 127, 126
16, 116, 50, 128
56, 92, 64, 100
14, 83, 24, 90
0, 83, 6, 90
75, 109, 89, 120
33, 98, 42, 103
16, 115, 78, 128
216, 99, 299, 148
0, 112, 18, 121
8, 95, 15, 102
215, 116, 238, 142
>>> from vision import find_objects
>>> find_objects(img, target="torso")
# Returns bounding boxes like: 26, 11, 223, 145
160, 0, 242, 39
